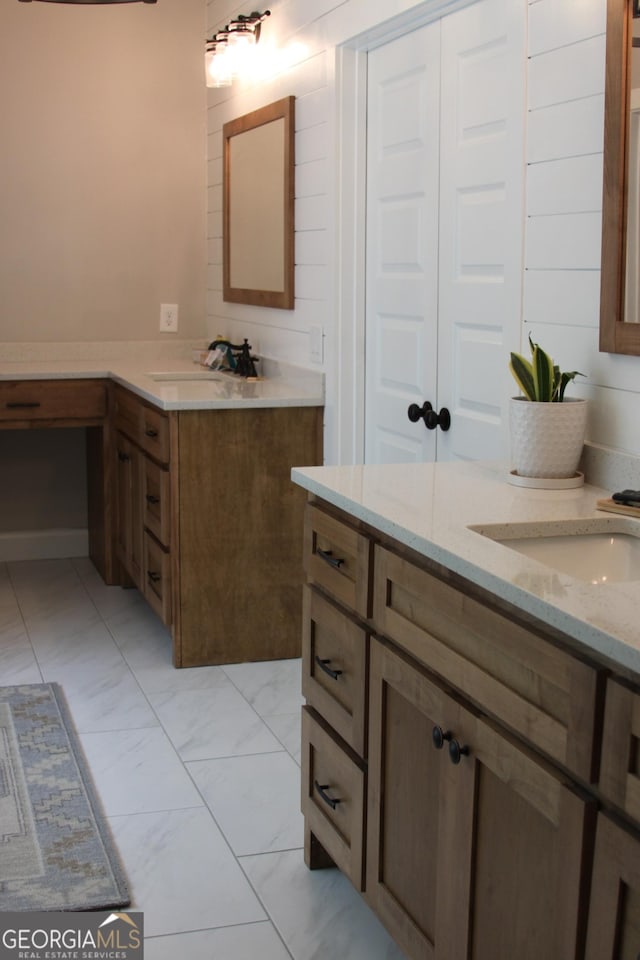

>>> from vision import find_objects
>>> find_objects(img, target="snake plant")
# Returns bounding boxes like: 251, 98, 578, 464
509, 335, 585, 402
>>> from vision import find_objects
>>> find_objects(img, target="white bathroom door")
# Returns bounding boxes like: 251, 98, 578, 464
436, 0, 526, 462
364, 0, 525, 465
364, 21, 441, 464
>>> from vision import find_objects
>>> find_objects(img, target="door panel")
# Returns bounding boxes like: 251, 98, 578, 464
437, 0, 525, 461
364, 0, 525, 465
365, 23, 441, 465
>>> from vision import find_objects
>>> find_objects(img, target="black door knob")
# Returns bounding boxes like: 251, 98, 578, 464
407, 401, 433, 424
449, 739, 470, 764
425, 407, 451, 432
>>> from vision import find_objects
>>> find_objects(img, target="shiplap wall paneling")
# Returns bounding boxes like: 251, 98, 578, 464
528, 0, 606, 56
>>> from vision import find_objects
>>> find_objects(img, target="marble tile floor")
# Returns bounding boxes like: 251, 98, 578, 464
0, 557, 407, 960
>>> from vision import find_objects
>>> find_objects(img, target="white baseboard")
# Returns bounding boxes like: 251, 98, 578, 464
0, 529, 89, 563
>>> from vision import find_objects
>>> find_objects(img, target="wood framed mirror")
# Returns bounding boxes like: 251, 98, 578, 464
600, 0, 640, 353
223, 96, 295, 310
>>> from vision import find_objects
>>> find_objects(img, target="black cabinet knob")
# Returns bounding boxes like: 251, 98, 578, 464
432, 726, 452, 750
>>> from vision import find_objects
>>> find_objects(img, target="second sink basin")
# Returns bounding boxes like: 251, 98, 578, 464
469, 517, 640, 584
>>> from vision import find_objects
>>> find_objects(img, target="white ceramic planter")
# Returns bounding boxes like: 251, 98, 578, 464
509, 397, 588, 479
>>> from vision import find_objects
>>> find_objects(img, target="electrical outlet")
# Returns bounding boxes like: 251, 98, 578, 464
310, 325, 324, 363
160, 303, 179, 333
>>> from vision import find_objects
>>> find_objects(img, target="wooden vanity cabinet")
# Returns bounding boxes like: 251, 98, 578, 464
114, 386, 323, 666
367, 637, 594, 960
299, 497, 609, 960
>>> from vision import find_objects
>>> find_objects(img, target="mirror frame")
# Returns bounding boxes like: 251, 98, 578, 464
223, 96, 295, 310
600, 0, 640, 353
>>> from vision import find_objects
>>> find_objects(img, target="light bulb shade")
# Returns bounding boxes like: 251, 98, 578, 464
227, 25, 256, 49
205, 48, 232, 88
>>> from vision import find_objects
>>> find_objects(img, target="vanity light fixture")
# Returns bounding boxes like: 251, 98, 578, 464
205, 10, 270, 88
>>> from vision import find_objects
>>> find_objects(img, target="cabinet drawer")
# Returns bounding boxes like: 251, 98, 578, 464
113, 385, 141, 439
303, 504, 372, 617
302, 586, 368, 757
373, 545, 599, 782
140, 405, 170, 462
301, 706, 365, 890
0, 379, 106, 422
113, 386, 170, 464
143, 532, 172, 626
600, 678, 640, 825
143, 459, 171, 548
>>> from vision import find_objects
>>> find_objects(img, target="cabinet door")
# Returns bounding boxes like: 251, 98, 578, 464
115, 433, 142, 588
585, 813, 640, 960
367, 639, 594, 960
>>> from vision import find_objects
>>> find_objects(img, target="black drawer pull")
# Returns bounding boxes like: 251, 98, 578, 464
118, 451, 130, 463
314, 780, 341, 810
147, 570, 161, 583
317, 548, 344, 570
449, 739, 470, 765
6, 401, 41, 409
432, 726, 452, 750
145, 494, 160, 505
315, 656, 343, 681
145, 428, 159, 438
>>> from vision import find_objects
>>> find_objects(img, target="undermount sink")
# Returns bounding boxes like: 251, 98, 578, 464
468, 517, 640, 584
147, 371, 225, 382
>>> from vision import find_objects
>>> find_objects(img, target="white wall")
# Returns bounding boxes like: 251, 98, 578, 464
525, 0, 640, 458
207, 0, 640, 465
0, 0, 208, 343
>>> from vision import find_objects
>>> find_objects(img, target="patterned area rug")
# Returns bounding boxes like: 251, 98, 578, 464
0, 682, 129, 911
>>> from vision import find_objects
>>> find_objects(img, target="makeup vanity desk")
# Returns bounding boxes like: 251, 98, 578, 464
0, 358, 324, 667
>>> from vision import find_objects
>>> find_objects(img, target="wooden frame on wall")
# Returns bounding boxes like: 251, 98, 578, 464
223, 96, 295, 310
600, 0, 640, 354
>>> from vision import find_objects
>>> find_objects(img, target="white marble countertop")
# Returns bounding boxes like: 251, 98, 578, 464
292, 460, 640, 679
0, 354, 324, 411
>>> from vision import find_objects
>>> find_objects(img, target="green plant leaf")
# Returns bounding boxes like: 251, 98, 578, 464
557, 370, 587, 401
509, 334, 586, 401
531, 341, 555, 401
509, 352, 536, 400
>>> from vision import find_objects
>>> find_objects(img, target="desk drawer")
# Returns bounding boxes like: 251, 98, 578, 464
301, 706, 365, 890
0, 380, 106, 422
373, 545, 600, 782
303, 504, 372, 618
